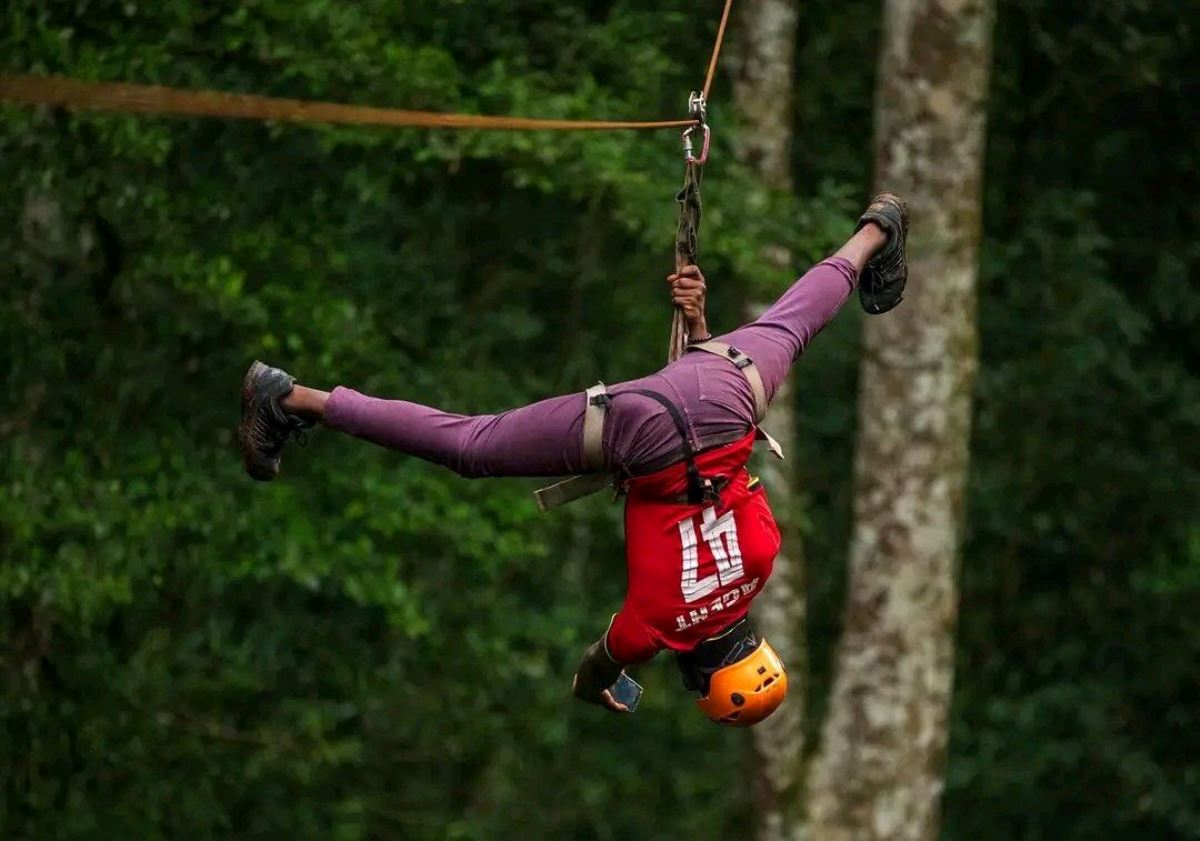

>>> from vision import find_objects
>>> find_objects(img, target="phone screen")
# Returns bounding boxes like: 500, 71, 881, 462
610, 671, 643, 712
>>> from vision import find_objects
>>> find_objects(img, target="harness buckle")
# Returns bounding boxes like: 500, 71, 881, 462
726, 347, 752, 369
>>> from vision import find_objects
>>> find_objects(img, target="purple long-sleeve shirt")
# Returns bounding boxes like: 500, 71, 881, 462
324, 257, 857, 477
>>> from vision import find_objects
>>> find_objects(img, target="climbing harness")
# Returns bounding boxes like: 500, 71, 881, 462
532, 340, 783, 512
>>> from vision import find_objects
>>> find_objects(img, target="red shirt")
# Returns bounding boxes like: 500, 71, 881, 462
605, 432, 781, 663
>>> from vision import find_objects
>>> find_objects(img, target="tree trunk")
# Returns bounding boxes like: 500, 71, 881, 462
729, 3, 805, 840
804, 2, 994, 840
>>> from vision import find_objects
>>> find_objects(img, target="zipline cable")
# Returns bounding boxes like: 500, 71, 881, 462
0, 2, 738, 134
702, 0, 735, 101
0, 75, 698, 132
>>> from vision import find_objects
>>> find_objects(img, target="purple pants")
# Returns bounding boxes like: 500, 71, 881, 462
324, 258, 858, 478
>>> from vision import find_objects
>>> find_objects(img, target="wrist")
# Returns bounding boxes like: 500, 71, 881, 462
687, 319, 710, 341
576, 638, 623, 696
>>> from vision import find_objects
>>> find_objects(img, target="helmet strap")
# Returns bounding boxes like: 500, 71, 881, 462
676, 617, 758, 694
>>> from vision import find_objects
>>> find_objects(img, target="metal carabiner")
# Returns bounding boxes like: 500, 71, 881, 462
682, 124, 711, 166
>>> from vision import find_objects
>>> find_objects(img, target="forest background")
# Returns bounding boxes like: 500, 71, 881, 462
2, 1, 1197, 839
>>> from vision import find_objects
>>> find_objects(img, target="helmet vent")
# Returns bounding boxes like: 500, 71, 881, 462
757, 666, 767, 675
762, 676, 775, 687
731, 692, 746, 707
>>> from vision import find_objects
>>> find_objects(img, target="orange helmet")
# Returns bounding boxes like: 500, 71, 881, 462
696, 639, 787, 726
678, 619, 788, 726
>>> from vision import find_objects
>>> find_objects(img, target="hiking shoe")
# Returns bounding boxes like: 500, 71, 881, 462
239, 360, 312, 482
856, 192, 909, 314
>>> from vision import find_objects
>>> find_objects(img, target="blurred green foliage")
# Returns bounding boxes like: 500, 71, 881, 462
1, 1, 1197, 839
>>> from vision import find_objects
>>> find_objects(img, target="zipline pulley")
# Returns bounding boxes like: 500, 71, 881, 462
681, 91, 710, 165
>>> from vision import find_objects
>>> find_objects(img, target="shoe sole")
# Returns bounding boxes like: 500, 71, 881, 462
239, 360, 278, 482
879, 193, 909, 279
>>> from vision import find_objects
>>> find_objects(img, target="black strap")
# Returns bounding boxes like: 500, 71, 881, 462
676, 617, 757, 693
623, 388, 712, 505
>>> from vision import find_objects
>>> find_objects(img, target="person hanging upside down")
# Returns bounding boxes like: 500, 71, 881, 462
238, 194, 909, 726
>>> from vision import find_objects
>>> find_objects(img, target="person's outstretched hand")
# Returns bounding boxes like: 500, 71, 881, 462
668, 264, 709, 339
572, 640, 630, 713
572, 674, 630, 713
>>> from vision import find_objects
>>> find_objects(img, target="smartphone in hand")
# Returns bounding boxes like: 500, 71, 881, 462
610, 671, 643, 712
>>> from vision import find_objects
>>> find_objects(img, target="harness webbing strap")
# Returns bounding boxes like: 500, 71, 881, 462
534, 472, 613, 513
669, 163, 704, 362
625, 390, 695, 458
582, 383, 609, 471
625, 389, 711, 505
533, 384, 611, 512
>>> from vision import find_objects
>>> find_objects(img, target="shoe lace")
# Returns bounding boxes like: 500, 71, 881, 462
285, 414, 314, 447
252, 411, 312, 455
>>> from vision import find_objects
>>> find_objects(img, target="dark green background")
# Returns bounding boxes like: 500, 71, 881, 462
3, 1, 1197, 838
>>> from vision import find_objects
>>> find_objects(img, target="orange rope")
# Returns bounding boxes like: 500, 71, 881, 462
0, 75, 699, 132
702, 0, 736, 101
0, 3, 736, 132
